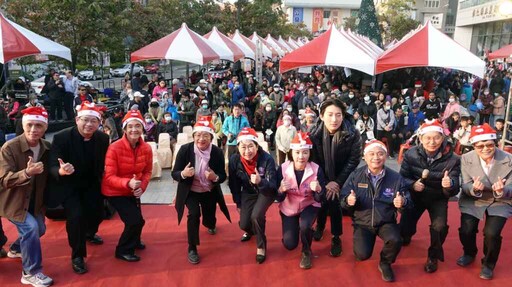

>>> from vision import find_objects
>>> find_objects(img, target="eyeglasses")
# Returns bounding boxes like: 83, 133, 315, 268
193, 133, 211, 140
474, 143, 495, 150
79, 117, 100, 125
79, 89, 86, 91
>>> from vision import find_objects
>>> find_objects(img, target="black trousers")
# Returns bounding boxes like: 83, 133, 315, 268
377, 130, 395, 156
63, 190, 104, 259
353, 223, 402, 264
239, 192, 274, 249
227, 145, 238, 160
49, 96, 63, 120
316, 198, 342, 237
108, 196, 145, 255
277, 150, 292, 165
399, 197, 448, 261
0, 218, 7, 247
185, 191, 217, 247
64, 92, 75, 120
281, 205, 319, 253
459, 212, 507, 270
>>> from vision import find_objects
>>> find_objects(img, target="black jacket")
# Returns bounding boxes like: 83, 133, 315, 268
228, 148, 277, 208
157, 121, 178, 142
171, 142, 230, 225
310, 118, 362, 188
47, 127, 109, 207
400, 140, 461, 203
341, 166, 411, 228
47, 78, 65, 100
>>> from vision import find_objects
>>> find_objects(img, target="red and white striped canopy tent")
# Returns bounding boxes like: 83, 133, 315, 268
376, 21, 485, 77
265, 34, 286, 57
204, 26, 245, 62
278, 36, 295, 52
0, 13, 71, 63
287, 37, 300, 49
131, 23, 232, 65
230, 30, 256, 60
279, 25, 381, 75
249, 32, 278, 59
341, 29, 383, 60
384, 39, 398, 50
295, 38, 305, 47
488, 44, 512, 60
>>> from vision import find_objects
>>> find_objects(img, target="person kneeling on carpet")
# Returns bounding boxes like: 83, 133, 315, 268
0, 107, 53, 287
276, 132, 326, 269
172, 117, 231, 265
229, 127, 277, 264
341, 140, 411, 282
457, 123, 512, 280
102, 110, 153, 262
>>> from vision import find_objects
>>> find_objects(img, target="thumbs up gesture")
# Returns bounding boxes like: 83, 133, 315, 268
309, 180, 321, 193
492, 176, 507, 194
472, 176, 484, 192
58, 158, 75, 176
204, 167, 217, 181
393, 192, 404, 208
347, 190, 357, 206
128, 174, 141, 190
250, 168, 261, 185
182, 162, 195, 178
26, 156, 44, 176
441, 170, 452, 188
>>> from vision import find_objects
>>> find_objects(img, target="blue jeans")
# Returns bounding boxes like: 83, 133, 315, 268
9, 213, 46, 274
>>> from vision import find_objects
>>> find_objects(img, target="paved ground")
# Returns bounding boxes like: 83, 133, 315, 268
141, 156, 401, 205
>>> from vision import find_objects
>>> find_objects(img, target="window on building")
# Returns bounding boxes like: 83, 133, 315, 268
424, 0, 440, 8
324, 10, 331, 19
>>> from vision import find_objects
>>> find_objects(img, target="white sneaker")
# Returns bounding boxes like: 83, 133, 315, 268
21, 271, 53, 287
7, 249, 22, 258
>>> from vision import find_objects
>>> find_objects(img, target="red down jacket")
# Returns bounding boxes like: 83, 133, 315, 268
102, 134, 153, 197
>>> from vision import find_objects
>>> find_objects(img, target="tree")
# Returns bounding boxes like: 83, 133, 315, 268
378, 0, 420, 43
356, 0, 383, 47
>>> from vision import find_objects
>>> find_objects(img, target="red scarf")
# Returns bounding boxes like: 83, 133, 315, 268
240, 152, 259, 176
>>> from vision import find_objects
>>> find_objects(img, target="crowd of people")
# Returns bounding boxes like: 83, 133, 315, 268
0, 63, 511, 286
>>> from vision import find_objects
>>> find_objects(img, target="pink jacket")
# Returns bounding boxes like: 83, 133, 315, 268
279, 160, 321, 216
442, 102, 461, 122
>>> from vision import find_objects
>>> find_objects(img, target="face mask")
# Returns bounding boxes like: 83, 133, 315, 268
449, 98, 455, 103
145, 119, 152, 123
164, 116, 172, 122
284, 120, 291, 126
298, 86, 304, 91
364, 96, 370, 102
384, 106, 390, 111
484, 91, 489, 95
234, 85, 239, 89
33, 99, 38, 104
183, 99, 188, 102
202, 104, 208, 109
365, 100, 371, 104
265, 107, 272, 112
287, 107, 293, 112
348, 94, 354, 99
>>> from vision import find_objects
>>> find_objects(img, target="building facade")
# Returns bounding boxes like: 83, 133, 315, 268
454, 0, 512, 58
283, 0, 361, 33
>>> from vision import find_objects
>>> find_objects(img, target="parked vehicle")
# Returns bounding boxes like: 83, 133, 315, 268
112, 64, 143, 77
144, 63, 159, 74
30, 76, 94, 95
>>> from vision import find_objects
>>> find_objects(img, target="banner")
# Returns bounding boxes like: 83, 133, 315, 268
293, 8, 303, 24
312, 8, 323, 33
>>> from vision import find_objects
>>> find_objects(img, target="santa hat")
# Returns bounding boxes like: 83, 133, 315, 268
193, 117, 215, 137
414, 81, 422, 88
470, 123, 496, 144
122, 109, 144, 128
22, 107, 48, 124
419, 119, 444, 135
76, 101, 102, 119
363, 139, 387, 155
237, 127, 259, 143
290, 132, 313, 150
304, 107, 316, 117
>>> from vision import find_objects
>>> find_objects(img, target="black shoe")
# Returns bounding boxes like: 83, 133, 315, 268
241, 233, 252, 242
86, 234, 104, 245
456, 254, 475, 267
115, 253, 140, 262
72, 257, 88, 274
188, 250, 200, 264
207, 228, 217, 235
135, 241, 146, 250
256, 254, 266, 264
300, 252, 312, 269
479, 265, 493, 280
401, 236, 411, 246
313, 227, 324, 241
330, 236, 342, 257
0, 248, 6, 258
424, 258, 438, 273
378, 262, 395, 282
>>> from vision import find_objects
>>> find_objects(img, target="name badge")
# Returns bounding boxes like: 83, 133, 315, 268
358, 183, 369, 189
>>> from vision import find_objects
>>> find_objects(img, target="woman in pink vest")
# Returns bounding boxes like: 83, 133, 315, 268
276, 132, 326, 269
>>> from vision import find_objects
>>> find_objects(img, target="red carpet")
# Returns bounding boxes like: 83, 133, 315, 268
1, 202, 511, 287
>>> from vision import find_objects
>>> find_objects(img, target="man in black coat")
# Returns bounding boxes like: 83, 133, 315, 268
47, 72, 65, 121
47, 102, 109, 274
171, 120, 230, 264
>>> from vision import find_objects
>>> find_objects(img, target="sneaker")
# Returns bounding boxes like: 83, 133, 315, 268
0, 248, 7, 258
312, 227, 324, 241
21, 271, 53, 287
241, 233, 252, 242
300, 252, 312, 269
330, 236, 342, 257
188, 250, 200, 265
207, 228, 217, 235
8, 249, 22, 259
378, 262, 395, 282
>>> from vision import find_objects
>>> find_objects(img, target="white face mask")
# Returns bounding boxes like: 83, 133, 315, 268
449, 98, 455, 103
202, 105, 208, 109
164, 116, 172, 122
349, 94, 354, 99
484, 91, 489, 95
287, 107, 293, 112
283, 120, 291, 126
364, 96, 370, 102
265, 107, 272, 112
384, 106, 391, 111
145, 119, 152, 123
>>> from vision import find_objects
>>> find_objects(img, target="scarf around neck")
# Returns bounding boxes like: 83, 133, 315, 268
240, 150, 260, 177
322, 123, 344, 181
194, 143, 212, 188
